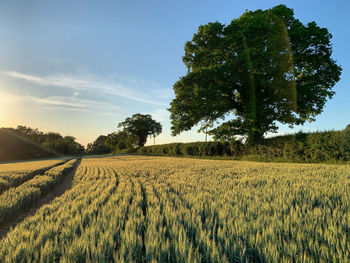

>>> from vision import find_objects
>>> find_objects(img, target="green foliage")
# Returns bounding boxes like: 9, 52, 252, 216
87, 131, 137, 154
0, 126, 84, 161
304, 131, 344, 161
86, 135, 111, 154
88, 114, 162, 155
138, 128, 350, 163
339, 125, 350, 159
118, 113, 162, 147
169, 4, 342, 144
117, 140, 126, 150
138, 141, 244, 157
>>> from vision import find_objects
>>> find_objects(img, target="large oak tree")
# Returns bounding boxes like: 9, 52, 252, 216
169, 5, 342, 144
118, 114, 162, 147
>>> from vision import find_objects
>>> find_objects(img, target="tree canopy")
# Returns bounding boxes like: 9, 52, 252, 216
118, 114, 162, 147
0, 125, 84, 161
169, 5, 342, 144
86, 131, 136, 154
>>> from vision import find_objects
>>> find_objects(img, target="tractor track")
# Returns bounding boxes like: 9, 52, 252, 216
0, 158, 81, 239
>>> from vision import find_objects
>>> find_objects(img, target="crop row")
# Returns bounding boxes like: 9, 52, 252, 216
0, 159, 66, 194
0, 159, 77, 224
0, 156, 350, 262
0, 158, 118, 262
135, 158, 350, 262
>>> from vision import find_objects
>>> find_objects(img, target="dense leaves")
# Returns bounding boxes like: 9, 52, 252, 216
87, 114, 162, 154
0, 126, 84, 161
86, 131, 137, 154
169, 5, 342, 144
139, 126, 350, 163
118, 114, 162, 147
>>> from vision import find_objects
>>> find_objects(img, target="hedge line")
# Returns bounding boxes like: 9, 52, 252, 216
137, 129, 350, 163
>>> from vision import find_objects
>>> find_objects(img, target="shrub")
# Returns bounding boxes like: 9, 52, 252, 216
118, 141, 126, 150
135, 128, 350, 163
182, 144, 194, 156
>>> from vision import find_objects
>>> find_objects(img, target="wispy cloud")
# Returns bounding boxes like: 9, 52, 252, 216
28, 95, 85, 107
43, 106, 88, 112
0, 92, 122, 114
0, 93, 85, 108
4, 71, 42, 82
96, 112, 115, 117
2, 70, 168, 106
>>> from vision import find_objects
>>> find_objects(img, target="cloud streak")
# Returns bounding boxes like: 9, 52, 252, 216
43, 106, 88, 112
3, 70, 168, 106
28, 95, 85, 107
0, 92, 122, 115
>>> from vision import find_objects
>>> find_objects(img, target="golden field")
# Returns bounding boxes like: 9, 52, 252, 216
0, 156, 349, 262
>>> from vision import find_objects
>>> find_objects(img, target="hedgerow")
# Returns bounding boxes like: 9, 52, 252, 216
137, 129, 350, 163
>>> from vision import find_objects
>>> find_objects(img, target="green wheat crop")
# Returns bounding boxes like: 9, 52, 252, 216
0, 159, 66, 194
0, 156, 349, 262
0, 159, 77, 223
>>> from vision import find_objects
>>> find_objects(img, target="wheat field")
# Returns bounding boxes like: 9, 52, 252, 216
0, 156, 349, 262
0, 159, 66, 195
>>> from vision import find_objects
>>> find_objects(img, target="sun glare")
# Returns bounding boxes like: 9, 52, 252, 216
0, 96, 15, 127
0, 103, 7, 125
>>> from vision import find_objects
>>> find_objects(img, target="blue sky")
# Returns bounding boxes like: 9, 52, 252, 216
0, 0, 348, 146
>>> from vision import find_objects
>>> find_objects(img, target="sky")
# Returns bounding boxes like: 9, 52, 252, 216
0, 0, 349, 146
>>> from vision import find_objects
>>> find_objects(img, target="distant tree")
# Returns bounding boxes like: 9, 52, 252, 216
86, 131, 137, 154
15, 125, 44, 143
63, 136, 85, 154
43, 132, 64, 152
0, 125, 84, 161
114, 130, 137, 149
104, 132, 119, 147
169, 5, 342, 144
117, 140, 126, 150
94, 135, 108, 147
118, 114, 162, 147
87, 135, 109, 154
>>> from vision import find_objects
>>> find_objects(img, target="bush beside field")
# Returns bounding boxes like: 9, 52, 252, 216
137, 128, 350, 163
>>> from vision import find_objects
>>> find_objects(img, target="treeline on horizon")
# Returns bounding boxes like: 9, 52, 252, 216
137, 126, 350, 163
87, 125, 350, 163
86, 130, 134, 154
0, 126, 84, 162
2, 124, 350, 163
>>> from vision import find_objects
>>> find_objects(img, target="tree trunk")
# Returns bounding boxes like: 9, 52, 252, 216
247, 129, 264, 145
